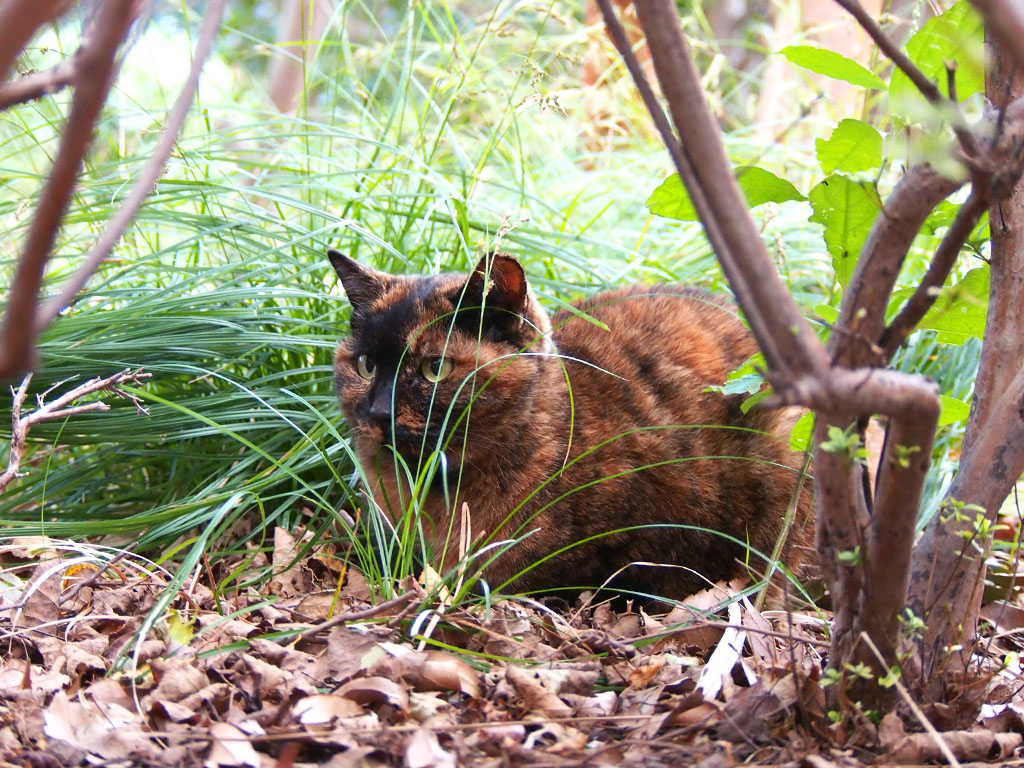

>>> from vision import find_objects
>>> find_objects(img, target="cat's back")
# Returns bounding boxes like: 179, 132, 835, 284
552, 284, 757, 393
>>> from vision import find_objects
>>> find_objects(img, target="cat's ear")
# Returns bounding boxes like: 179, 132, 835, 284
328, 250, 388, 310
461, 253, 528, 313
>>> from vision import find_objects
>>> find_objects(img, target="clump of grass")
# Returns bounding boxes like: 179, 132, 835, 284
0, 1, 862, 610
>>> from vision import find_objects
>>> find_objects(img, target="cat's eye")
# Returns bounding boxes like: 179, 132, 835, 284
421, 357, 453, 383
356, 354, 375, 380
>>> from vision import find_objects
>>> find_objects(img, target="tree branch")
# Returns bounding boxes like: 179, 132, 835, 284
0, 0, 137, 381
832, 0, 940, 102
907, 42, 1024, 700
627, 0, 831, 379
832, 166, 965, 368
0, 55, 78, 111
0, 369, 151, 493
832, 0, 977, 156
879, 191, 988, 359
34, 0, 228, 333
0, 0, 70, 83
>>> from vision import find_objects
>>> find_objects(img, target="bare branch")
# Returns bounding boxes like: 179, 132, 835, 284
35, 0, 228, 333
833, 168, 967, 368
0, 55, 78, 111
830, 0, 935, 99
0, 0, 70, 82
879, 192, 988, 358
908, 39, 1024, 702
0, 369, 151, 493
0, 0, 137, 380
627, 0, 830, 378
832, 0, 977, 156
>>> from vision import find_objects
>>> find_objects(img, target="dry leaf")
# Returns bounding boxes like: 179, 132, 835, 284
405, 727, 455, 768
337, 675, 410, 711
205, 722, 260, 768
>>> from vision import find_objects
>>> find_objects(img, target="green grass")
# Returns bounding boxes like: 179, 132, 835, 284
0, 1, 980, 608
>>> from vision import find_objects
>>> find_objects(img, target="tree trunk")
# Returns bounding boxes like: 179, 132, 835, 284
906, 34, 1024, 709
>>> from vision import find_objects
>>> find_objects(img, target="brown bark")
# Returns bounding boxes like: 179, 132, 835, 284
907, 39, 1024, 705
0, 55, 78, 110
35, 0, 228, 332
602, 1, 945, 708
0, 0, 69, 83
0, 0, 136, 380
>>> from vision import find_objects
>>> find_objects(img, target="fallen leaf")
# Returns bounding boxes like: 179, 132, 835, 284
337, 675, 410, 711
205, 722, 260, 768
405, 727, 455, 768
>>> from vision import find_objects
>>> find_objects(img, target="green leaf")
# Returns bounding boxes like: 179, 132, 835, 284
647, 166, 805, 222
813, 304, 840, 323
790, 411, 815, 452
780, 45, 887, 90
816, 119, 883, 175
707, 353, 766, 397
890, 1, 985, 114
740, 389, 772, 414
938, 395, 971, 426
916, 266, 989, 344
808, 175, 883, 288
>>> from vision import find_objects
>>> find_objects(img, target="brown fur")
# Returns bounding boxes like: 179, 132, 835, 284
329, 251, 814, 601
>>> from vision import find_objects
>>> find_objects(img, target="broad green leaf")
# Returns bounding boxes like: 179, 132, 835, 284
890, 1, 985, 114
707, 353, 766, 397
647, 166, 805, 222
938, 395, 971, 426
916, 266, 989, 344
780, 45, 886, 90
790, 411, 814, 452
813, 304, 840, 323
816, 119, 883, 175
808, 175, 883, 288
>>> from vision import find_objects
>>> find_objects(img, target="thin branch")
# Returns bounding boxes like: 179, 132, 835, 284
832, 0, 977, 157
290, 588, 418, 642
0, 0, 70, 82
832, 0, 939, 99
627, 0, 831, 377
35, 0, 228, 333
831, 165, 965, 368
879, 192, 988, 358
0, 369, 151, 493
0, 0, 136, 380
0, 55, 79, 111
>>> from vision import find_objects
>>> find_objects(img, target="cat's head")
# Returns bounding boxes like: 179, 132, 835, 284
329, 250, 554, 462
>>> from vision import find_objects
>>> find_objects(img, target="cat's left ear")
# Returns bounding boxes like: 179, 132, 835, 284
328, 250, 388, 310
462, 253, 529, 314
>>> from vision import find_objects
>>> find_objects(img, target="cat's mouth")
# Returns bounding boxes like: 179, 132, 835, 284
360, 421, 455, 458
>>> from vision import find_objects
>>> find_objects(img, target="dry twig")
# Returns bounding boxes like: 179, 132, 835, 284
0, 368, 151, 493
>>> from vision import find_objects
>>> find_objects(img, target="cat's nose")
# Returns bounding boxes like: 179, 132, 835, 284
368, 388, 393, 425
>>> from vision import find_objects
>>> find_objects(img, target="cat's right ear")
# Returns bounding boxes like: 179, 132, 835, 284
328, 250, 387, 310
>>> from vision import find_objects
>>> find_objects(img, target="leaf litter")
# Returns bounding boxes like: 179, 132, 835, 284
2, 532, 1024, 766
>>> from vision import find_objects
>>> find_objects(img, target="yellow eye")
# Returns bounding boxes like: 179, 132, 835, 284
421, 357, 453, 383
356, 354, 375, 380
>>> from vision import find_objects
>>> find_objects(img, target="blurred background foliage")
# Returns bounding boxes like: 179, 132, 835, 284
0, 0, 982, 595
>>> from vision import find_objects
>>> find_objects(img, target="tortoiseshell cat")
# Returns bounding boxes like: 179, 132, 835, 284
330, 250, 813, 601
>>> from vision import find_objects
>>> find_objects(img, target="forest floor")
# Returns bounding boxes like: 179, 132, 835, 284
4, 530, 1024, 767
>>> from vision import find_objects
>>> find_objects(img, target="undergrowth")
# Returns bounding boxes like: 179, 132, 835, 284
0, 1, 980, 608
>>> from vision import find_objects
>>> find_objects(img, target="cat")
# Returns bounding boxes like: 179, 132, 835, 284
329, 250, 814, 602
